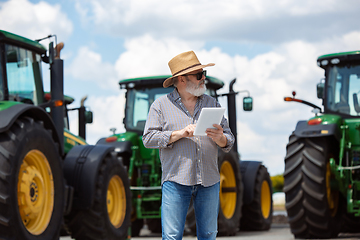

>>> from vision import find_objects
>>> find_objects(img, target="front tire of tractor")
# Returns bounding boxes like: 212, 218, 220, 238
284, 134, 342, 238
66, 154, 131, 240
240, 165, 273, 231
217, 151, 243, 236
0, 117, 64, 240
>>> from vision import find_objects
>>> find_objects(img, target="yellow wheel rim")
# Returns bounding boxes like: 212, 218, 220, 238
219, 161, 237, 219
326, 162, 338, 217
107, 175, 126, 228
18, 150, 54, 235
260, 180, 271, 219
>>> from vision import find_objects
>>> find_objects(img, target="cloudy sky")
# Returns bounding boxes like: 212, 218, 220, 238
1, 0, 359, 176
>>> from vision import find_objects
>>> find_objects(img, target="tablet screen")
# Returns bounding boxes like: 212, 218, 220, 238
194, 107, 226, 136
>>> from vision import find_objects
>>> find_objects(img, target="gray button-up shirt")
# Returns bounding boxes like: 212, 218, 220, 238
142, 89, 235, 187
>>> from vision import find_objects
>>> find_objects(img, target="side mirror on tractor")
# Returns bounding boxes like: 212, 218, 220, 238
243, 96, 253, 111
85, 110, 93, 124
317, 79, 325, 99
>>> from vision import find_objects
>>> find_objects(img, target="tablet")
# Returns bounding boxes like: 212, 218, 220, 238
194, 107, 226, 136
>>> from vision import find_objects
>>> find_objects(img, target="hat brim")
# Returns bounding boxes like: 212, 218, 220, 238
163, 63, 215, 88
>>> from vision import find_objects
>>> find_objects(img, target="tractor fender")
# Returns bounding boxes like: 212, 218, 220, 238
0, 103, 61, 152
63, 144, 115, 210
294, 120, 341, 141
240, 160, 262, 205
97, 138, 133, 159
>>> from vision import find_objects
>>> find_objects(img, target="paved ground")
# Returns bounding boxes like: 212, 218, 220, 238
134, 223, 292, 240
60, 204, 360, 240
61, 224, 360, 240
60, 222, 360, 240
60, 224, 293, 240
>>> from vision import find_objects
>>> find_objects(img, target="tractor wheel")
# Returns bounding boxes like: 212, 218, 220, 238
185, 151, 243, 236
240, 165, 273, 230
0, 117, 64, 240
284, 134, 342, 238
217, 151, 243, 235
66, 154, 131, 240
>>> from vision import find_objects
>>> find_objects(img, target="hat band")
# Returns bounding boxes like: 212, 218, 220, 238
173, 63, 201, 76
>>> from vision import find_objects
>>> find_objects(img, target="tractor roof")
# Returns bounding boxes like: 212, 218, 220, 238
0, 30, 46, 55
317, 50, 360, 69
119, 75, 224, 90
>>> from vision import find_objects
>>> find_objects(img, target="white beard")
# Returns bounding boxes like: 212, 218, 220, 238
186, 79, 206, 97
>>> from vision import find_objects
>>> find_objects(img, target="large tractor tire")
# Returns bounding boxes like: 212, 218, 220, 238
186, 151, 243, 236
284, 134, 342, 238
240, 164, 273, 230
217, 151, 243, 235
66, 154, 131, 240
0, 117, 65, 240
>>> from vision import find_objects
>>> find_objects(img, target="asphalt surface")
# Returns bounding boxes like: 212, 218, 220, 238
134, 223, 292, 240
132, 223, 360, 240
60, 222, 360, 240
55, 194, 360, 240
60, 224, 292, 240
60, 207, 360, 240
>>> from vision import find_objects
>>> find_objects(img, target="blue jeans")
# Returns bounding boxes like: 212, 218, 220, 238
161, 181, 220, 240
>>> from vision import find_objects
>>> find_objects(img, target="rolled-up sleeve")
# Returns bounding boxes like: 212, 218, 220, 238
142, 101, 173, 149
220, 116, 235, 152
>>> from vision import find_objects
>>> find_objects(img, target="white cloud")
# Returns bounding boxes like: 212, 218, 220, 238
0, 0, 73, 41
341, 31, 360, 48
114, 34, 204, 79
67, 46, 119, 91
74, 0, 360, 43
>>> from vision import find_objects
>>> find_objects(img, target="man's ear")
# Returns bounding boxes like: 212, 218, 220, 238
179, 75, 186, 83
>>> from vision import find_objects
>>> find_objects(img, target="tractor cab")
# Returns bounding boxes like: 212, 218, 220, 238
0, 30, 46, 105
317, 51, 360, 117
0, 30, 92, 151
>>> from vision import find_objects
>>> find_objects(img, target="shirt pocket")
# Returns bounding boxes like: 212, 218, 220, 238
163, 111, 194, 131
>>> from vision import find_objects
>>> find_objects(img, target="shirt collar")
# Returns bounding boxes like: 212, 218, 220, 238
169, 88, 205, 102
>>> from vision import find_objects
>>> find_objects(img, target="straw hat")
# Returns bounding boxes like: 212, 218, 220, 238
163, 51, 215, 88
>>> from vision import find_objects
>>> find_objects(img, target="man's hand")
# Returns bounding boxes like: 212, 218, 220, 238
169, 124, 196, 143
205, 124, 227, 147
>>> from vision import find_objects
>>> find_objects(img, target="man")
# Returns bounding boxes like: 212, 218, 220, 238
142, 51, 235, 240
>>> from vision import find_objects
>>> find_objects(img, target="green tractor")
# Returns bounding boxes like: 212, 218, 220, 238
284, 50, 360, 238
98, 75, 274, 236
0, 30, 131, 240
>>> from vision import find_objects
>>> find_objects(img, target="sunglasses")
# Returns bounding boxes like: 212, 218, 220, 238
185, 70, 207, 80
